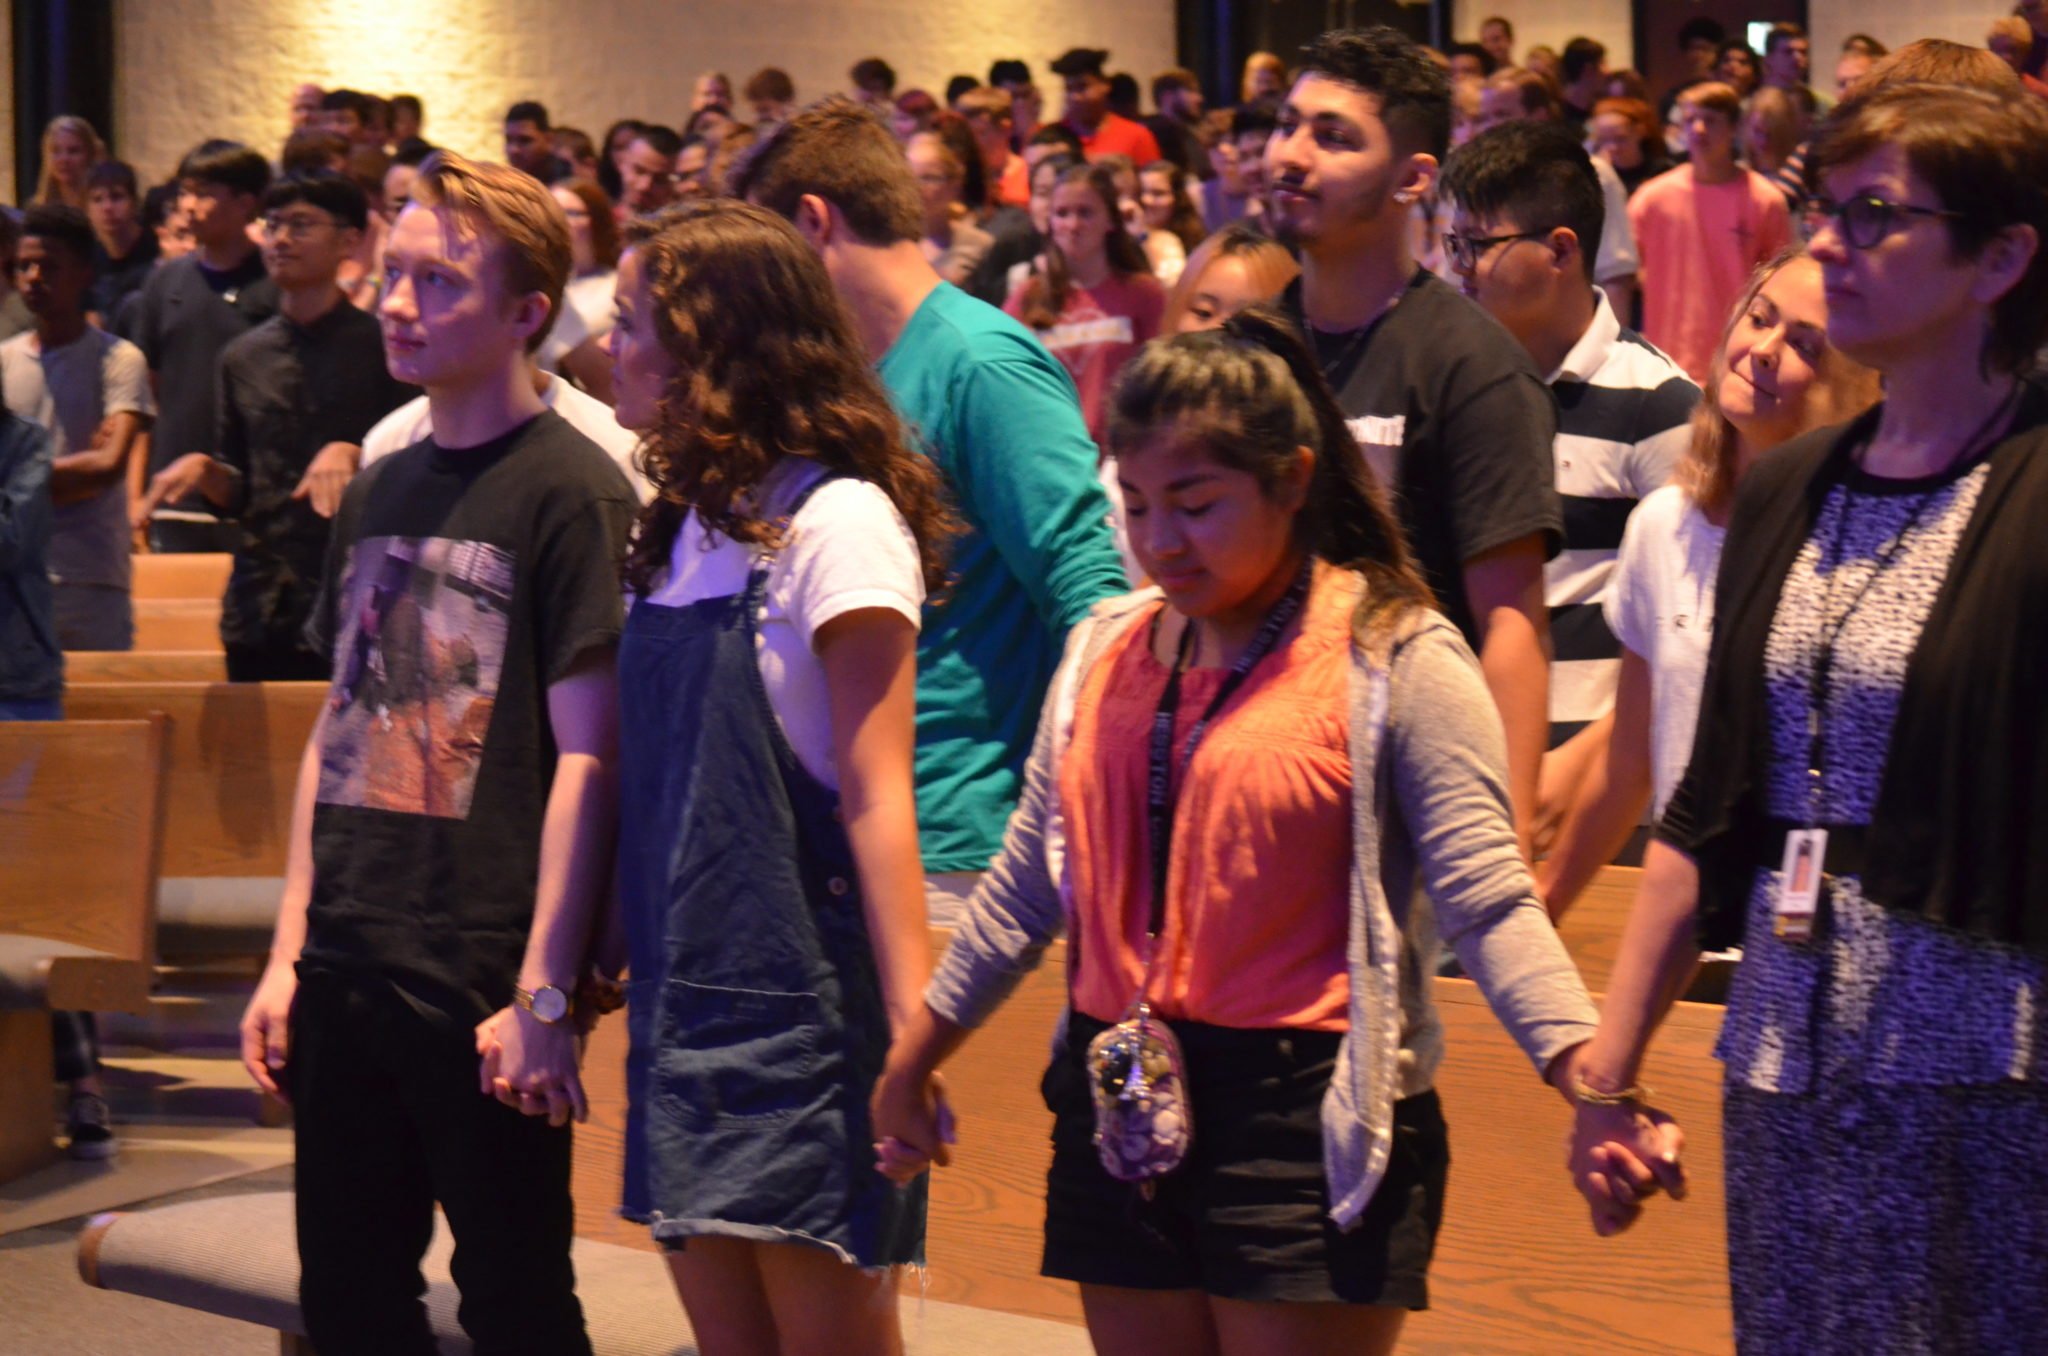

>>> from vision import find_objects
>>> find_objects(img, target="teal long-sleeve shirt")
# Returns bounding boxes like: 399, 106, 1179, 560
878, 282, 1129, 872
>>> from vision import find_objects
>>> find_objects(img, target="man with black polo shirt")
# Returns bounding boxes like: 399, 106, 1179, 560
130, 140, 278, 551
137, 172, 415, 680
1441, 123, 1697, 762
1270, 27, 1559, 856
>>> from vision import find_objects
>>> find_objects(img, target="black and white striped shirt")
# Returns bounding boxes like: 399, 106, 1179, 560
1544, 291, 1700, 740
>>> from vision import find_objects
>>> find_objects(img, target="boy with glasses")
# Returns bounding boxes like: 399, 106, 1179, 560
138, 171, 414, 679
1441, 122, 1698, 794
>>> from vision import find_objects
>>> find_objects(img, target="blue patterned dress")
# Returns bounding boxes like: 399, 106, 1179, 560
1715, 458, 2048, 1355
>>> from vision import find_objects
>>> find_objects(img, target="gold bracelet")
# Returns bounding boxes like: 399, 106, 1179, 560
1573, 1077, 1653, 1107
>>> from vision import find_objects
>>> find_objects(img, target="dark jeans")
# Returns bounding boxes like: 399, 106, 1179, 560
225, 641, 329, 683
289, 967, 592, 1356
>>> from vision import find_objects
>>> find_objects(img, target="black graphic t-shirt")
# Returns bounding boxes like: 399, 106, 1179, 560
1282, 270, 1562, 649
302, 410, 635, 1019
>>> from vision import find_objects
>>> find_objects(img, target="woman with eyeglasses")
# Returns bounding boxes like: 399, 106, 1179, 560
1565, 83, 2048, 1355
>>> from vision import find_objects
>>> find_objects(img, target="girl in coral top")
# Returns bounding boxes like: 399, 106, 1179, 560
874, 309, 1617, 1355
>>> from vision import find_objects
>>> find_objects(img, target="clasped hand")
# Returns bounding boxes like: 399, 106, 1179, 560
868, 1062, 955, 1185
476, 1005, 589, 1128
1567, 1098, 1687, 1236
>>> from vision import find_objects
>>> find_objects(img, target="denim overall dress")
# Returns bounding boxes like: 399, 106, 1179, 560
616, 476, 927, 1268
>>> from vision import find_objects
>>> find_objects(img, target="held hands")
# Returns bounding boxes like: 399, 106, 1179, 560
477, 1004, 590, 1128
869, 1061, 955, 1185
291, 441, 363, 519
1567, 1097, 1687, 1236
238, 959, 299, 1102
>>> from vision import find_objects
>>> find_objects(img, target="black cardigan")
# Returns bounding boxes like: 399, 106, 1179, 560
1657, 382, 2048, 955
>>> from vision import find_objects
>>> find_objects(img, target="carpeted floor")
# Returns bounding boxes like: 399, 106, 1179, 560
0, 1165, 291, 1356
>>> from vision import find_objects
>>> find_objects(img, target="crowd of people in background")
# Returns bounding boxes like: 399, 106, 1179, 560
3, 10, 2047, 1356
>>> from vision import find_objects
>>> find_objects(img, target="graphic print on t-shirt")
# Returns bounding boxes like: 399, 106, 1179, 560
318, 535, 513, 819
1345, 415, 1404, 489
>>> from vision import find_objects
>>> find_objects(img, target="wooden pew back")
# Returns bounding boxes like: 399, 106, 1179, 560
1556, 864, 1641, 995
61, 682, 324, 878
571, 936, 1732, 1350
132, 553, 232, 601
65, 651, 228, 684
0, 717, 168, 968
131, 599, 224, 652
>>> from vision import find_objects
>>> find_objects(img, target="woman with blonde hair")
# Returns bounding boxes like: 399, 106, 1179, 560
1159, 223, 1298, 334
1240, 51, 1287, 104
36, 116, 105, 209
1538, 248, 1880, 915
1743, 88, 1807, 205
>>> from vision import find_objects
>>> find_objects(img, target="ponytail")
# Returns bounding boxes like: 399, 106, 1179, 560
1108, 304, 1434, 647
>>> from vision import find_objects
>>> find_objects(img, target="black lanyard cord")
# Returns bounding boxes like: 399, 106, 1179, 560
1144, 559, 1315, 939
1803, 387, 2017, 820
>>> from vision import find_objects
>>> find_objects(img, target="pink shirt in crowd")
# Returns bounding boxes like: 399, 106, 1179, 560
1004, 271, 1165, 447
1628, 164, 1793, 384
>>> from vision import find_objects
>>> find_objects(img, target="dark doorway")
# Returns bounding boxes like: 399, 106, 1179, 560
1634, 0, 1808, 100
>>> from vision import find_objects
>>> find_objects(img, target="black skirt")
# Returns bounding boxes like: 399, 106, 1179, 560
1040, 1011, 1448, 1307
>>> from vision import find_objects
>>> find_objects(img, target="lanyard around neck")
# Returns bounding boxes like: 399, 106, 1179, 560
1803, 388, 2016, 822
1144, 560, 1314, 939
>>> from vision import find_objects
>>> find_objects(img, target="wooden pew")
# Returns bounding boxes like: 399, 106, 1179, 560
132, 553, 231, 601
573, 937, 1732, 1349
130, 598, 223, 652
1557, 864, 1641, 995
64, 651, 227, 684
0, 718, 168, 1182
61, 682, 323, 879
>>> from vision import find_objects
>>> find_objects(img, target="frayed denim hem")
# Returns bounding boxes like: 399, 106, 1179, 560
645, 1213, 926, 1273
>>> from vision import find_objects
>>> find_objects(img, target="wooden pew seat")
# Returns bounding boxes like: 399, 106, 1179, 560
0, 718, 168, 1182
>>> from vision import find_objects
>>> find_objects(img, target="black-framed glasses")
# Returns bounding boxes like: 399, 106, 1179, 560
261, 213, 339, 240
1802, 194, 1965, 250
1441, 229, 1544, 272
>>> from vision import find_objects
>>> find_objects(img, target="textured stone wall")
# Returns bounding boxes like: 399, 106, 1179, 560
1806, 0, 1999, 77
111, 0, 1175, 185
1445, 0, 1632, 74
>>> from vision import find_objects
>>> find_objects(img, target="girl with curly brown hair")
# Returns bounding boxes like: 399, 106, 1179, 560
608, 198, 956, 1355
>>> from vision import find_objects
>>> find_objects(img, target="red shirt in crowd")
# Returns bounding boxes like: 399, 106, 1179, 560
1068, 112, 1162, 166
1003, 270, 1166, 447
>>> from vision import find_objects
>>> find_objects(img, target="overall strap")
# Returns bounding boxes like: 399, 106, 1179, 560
740, 466, 846, 614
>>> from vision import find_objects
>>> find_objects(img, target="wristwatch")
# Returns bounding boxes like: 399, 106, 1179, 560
514, 983, 574, 1025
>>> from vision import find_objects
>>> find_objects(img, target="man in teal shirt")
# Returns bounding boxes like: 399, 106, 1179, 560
736, 99, 1128, 909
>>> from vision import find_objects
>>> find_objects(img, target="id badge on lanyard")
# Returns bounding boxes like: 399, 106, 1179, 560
1773, 827, 1827, 942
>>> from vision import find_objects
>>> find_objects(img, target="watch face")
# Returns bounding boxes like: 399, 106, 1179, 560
532, 986, 569, 1023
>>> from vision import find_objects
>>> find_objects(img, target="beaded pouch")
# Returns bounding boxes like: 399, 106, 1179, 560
1083, 999, 1191, 1188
